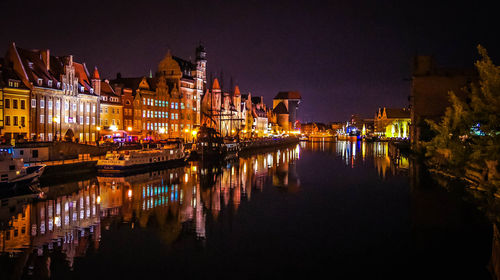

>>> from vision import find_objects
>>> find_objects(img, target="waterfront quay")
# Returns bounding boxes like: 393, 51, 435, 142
0, 141, 494, 279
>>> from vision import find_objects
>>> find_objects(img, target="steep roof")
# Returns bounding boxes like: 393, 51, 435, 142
93, 67, 100, 79
274, 91, 301, 100
172, 56, 195, 74
6, 43, 97, 95
251, 96, 263, 105
273, 102, 289, 114
212, 78, 220, 90
385, 108, 410, 119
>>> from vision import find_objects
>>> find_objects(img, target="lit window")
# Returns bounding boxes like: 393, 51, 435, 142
48, 80, 53, 87
80, 103, 84, 112
31, 99, 36, 108
40, 100, 45, 109
48, 100, 52, 110
56, 100, 60, 110
40, 114, 44, 123
86, 104, 90, 112
86, 116, 90, 125
80, 116, 83, 124
92, 105, 96, 113
92, 117, 95, 125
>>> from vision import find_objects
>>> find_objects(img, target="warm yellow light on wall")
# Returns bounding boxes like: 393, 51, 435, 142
110, 125, 117, 132
159, 127, 165, 134
191, 130, 198, 136
185, 128, 189, 133
96, 126, 101, 131
127, 126, 132, 131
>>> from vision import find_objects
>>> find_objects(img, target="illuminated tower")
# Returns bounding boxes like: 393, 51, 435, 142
195, 44, 207, 125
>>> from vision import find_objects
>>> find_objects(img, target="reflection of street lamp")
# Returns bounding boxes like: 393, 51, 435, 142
127, 126, 132, 132
184, 128, 189, 143
96, 126, 101, 143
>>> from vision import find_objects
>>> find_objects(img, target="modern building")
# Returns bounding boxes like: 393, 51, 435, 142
273, 91, 301, 131
4, 43, 100, 143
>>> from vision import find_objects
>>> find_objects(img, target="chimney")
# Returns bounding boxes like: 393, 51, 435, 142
41, 49, 50, 71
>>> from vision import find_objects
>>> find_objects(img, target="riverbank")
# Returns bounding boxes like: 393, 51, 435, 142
36, 138, 300, 179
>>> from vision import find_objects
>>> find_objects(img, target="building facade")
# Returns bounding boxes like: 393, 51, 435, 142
374, 107, 410, 139
410, 55, 476, 146
273, 91, 301, 131
5, 43, 100, 143
0, 65, 30, 143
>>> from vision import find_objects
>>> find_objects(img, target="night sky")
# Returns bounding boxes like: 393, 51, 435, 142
1, 0, 498, 122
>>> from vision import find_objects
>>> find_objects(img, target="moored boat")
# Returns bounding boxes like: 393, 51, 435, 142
1, 147, 45, 188
96, 140, 186, 173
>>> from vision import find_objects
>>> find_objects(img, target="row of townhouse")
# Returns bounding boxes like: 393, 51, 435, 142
0, 43, 207, 144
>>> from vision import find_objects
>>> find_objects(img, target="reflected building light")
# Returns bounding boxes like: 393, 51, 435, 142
127, 189, 133, 198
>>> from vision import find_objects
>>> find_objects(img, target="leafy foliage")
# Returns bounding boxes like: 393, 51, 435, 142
424, 46, 500, 188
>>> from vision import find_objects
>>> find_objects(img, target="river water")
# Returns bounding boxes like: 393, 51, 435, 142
0, 141, 494, 279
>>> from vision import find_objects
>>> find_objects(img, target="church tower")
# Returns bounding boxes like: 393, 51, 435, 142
91, 66, 101, 95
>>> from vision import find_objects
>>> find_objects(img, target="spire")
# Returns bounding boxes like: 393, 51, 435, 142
93, 66, 100, 80
149, 69, 153, 78
234, 85, 240, 96
212, 78, 220, 90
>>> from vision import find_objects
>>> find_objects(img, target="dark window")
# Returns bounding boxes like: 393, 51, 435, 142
20, 100, 25, 109
5, 116, 10, 126
4, 99, 10, 108
20, 150, 24, 155
13, 116, 18, 126
13, 99, 18, 109
32, 150, 38, 158
9, 165, 15, 170
21, 117, 25, 127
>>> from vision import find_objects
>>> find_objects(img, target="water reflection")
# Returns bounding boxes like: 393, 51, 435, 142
304, 140, 409, 179
0, 145, 300, 277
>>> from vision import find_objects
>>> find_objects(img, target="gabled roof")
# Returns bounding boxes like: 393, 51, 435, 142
274, 91, 301, 100
384, 108, 410, 119
273, 102, 289, 114
73, 62, 93, 92
6, 43, 97, 95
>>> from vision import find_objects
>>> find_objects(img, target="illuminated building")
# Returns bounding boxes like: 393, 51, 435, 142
273, 91, 301, 131
111, 45, 206, 140
251, 96, 269, 136
374, 107, 410, 139
5, 43, 100, 143
97, 71, 123, 139
0, 64, 30, 142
